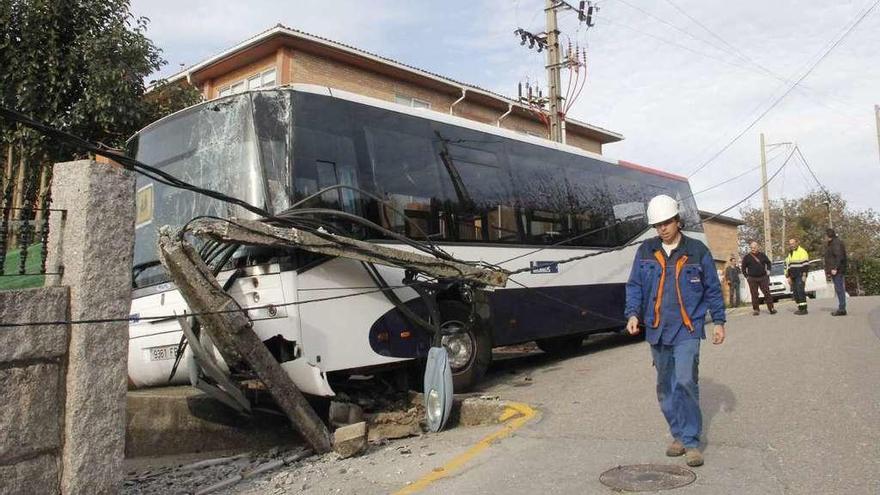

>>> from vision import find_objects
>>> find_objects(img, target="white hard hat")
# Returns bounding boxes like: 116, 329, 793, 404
646, 194, 679, 225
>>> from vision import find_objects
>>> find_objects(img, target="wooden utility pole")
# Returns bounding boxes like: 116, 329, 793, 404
545, 0, 564, 143
875, 104, 880, 164
760, 133, 772, 258
158, 233, 333, 454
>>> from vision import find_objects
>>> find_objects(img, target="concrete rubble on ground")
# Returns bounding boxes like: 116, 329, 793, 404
122, 447, 312, 495
122, 390, 521, 494
332, 422, 368, 459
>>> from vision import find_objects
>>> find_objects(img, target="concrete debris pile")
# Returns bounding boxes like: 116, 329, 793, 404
123, 448, 311, 495
327, 387, 427, 458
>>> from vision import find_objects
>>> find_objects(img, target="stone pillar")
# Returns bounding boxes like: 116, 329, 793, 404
46, 160, 135, 495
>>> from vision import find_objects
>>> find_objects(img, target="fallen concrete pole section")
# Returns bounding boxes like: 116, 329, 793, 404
158, 230, 332, 454
187, 217, 509, 287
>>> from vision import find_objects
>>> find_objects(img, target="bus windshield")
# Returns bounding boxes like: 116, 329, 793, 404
128, 91, 293, 288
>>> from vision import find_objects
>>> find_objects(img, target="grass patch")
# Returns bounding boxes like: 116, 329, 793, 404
0, 244, 46, 290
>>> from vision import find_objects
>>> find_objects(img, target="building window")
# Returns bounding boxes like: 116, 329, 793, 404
394, 94, 431, 109
261, 68, 276, 87
217, 67, 278, 98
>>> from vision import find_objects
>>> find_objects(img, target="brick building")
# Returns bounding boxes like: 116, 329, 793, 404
700, 210, 745, 305
159, 24, 623, 154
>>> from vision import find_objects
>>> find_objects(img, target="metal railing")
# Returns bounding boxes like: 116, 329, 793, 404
0, 206, 65, 287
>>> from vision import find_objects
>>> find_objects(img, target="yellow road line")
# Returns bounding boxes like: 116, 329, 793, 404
393, 402, 538, 495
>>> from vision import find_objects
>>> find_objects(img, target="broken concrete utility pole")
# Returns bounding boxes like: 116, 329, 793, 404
188, 217, 509, 287
158, 229, 332, 454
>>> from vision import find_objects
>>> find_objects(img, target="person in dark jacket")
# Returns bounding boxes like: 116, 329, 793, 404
824, 228, 848, 316
740, 241, 776, 315
724, 256, 742, 307
625, 194, 726, 468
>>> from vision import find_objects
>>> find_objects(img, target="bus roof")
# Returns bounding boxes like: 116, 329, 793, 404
134, 84, 689, 183
618, 160, 688, 183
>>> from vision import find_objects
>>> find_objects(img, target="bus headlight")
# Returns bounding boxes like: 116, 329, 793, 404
423, 346, 453, 433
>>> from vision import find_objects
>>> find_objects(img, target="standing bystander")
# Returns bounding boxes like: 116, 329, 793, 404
740, 241, 776, 316
785, 238, 810, 315
724, 256, 742, 307
625, 194, 726, 468
824, 228, 848, 316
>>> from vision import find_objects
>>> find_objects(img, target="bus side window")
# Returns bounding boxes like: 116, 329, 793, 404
440, 139, 517, 243
364, 125, 447, 240
564, 159, 615, 247
507, 141, 568, 245
292, 127, 361, 215
606, 173, 648, 243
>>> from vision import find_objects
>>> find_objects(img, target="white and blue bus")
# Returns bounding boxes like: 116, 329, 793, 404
127, 85, 703, 395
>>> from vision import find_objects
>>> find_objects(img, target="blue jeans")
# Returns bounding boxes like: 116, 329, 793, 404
651, 339, 701, 448
832, 273, 846, 310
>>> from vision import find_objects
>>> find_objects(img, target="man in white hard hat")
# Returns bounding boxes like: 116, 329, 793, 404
624, 194, 726, 467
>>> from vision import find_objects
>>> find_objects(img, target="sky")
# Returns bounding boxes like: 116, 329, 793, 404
130, 0, 880, 217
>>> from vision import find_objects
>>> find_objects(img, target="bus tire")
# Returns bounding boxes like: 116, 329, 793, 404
535, 334, 584, 355
439, 300, 491, 392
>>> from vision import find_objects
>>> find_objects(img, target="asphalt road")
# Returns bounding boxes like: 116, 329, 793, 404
198, 295, 879, 495
418, 295, 880, 494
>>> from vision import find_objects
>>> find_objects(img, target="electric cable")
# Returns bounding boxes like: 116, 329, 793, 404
0, 106, 477, 275
687, 148, 785, 198
793, 146, 831, 197
659, 0, 866, 120
686, 0, 880, 178
0, 283, 428, 329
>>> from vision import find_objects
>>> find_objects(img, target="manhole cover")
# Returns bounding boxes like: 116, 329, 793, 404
599, 464, 696, 492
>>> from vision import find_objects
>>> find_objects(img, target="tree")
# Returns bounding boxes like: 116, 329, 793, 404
142, 79, 203, 129
0, 0, 199, 253
739, 191, 880, 295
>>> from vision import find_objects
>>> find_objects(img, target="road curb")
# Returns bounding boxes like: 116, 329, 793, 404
393, 400, 539, 494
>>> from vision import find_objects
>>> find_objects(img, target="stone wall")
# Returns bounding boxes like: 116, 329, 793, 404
0, 160, 135, 494
0, 287, 69, 495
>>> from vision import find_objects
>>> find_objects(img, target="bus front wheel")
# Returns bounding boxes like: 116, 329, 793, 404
438, 300, 491, 392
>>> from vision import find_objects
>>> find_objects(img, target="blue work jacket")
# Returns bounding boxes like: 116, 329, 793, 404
625, 235, 726, 345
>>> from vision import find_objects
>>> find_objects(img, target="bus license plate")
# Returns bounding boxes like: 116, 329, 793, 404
149, 345, 178, 361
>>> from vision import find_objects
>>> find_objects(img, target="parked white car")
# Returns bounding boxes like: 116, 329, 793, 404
768, 259, 827, 299
740, 259, 829, 304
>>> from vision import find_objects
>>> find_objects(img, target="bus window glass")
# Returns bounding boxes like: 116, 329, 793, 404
434, 128, 517, 242
605, 172, 648, 242
292, 126, 360, 214
364, 124, 446, 239
252, 91, 292, 213
564, 158, 616, 247
507, 141, 572, 245
130, 95, 262, 287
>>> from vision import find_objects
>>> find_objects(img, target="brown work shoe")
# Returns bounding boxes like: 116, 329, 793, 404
685, 448, 704, 467
666, 440, 685, 457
